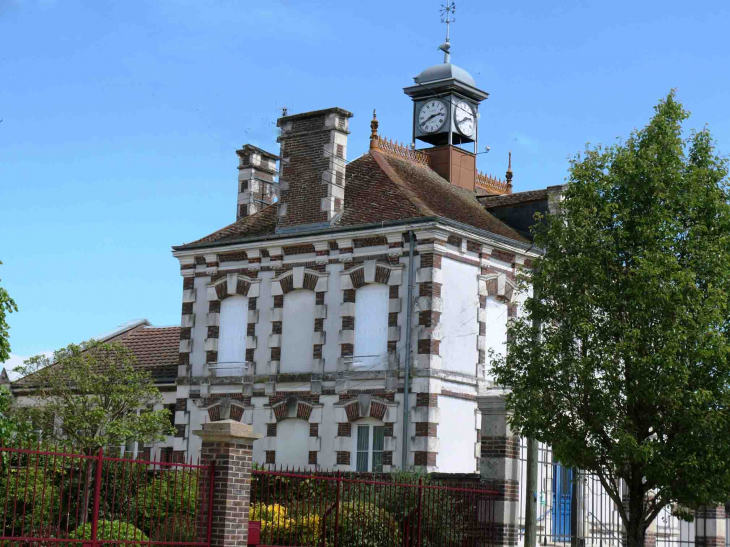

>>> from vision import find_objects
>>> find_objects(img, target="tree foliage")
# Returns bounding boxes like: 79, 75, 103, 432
0, 260, 18, 364
491, 91, 730, 547
14, 340, 174, 453
0, 386, 33, 448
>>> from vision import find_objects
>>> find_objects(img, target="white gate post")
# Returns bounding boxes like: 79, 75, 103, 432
478, 392, 521, 547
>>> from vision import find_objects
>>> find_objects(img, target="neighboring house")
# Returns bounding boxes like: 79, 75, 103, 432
168, 49, 559, 473
9, 319, 181, 461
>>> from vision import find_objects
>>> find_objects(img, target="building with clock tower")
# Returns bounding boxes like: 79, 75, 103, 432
12, 21, 562, 475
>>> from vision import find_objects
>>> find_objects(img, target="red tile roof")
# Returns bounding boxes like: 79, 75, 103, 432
12, 324, 180, 388
177, 149, 528, 248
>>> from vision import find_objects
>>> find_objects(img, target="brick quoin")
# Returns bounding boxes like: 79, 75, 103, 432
413, 451, 436, 466
416, 393, 438, 407
481, 435, 520, 459
415, 422, 438, 437
337, 422, 352, 437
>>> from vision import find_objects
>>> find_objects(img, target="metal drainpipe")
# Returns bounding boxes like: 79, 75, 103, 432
402, 230, 416, 469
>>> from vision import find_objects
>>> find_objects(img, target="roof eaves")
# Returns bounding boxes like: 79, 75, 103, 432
172, 216, 440, 253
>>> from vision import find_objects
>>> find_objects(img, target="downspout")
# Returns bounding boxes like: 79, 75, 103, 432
402, 230, 415, 469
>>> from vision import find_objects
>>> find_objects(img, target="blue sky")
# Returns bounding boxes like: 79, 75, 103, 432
1, 0, 729, 369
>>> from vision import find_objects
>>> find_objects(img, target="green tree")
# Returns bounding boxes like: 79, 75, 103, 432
0, 260, 18, 364
491, 91, 730, 547
14, 340, 175, 523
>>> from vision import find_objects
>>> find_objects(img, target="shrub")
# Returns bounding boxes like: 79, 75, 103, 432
67, 520, 148, 547
149, 514, 197, 544
250, 503, 294, 544
0, 469, 60, 536
336, 502, 400, 547
134, 470, 199, 531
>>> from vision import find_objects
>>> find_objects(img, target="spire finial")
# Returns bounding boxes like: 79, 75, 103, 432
438, 2, 456, 63
369, 109, 379, 150
506, 151, 514, 193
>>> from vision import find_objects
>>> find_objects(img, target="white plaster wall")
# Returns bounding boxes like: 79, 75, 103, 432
318, 394, 339, 469
251, 396, 270, 464
399, 253, 420, 369
275, 419, 310, 468
440, 257, 480, 376
187, 402, 204, 461
281, 290, 315, 373
191, 276, 210, 376
437, 395, 477, 473
218, 296, 248, 376
354, 284, 389, 369
323, 264, 343, 372
484, 297, 508, 382
254, 271, 274, 368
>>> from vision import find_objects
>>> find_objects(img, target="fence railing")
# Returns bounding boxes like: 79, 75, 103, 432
517, 440, 696, 547
250, 468, 498, 547
0, 440, 213, 547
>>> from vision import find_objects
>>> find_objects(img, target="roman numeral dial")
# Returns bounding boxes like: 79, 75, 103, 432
418, 100, 447, 133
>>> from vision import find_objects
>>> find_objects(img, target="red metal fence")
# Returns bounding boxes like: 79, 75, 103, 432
0, 440, 213, 547
250, 469, 498, 547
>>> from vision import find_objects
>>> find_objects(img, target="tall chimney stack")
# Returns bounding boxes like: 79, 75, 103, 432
236, 145, 280, 220
276, 107, 354, 231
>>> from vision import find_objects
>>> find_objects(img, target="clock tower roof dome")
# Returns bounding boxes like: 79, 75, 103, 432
414, 62, 476, 88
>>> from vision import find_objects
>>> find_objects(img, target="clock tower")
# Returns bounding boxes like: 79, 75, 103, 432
403, 3, 489, 191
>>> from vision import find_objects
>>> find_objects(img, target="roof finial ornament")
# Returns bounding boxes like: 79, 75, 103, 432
506, 151, 514, 192
438, 2, 456, 64
369, 109, 379, 150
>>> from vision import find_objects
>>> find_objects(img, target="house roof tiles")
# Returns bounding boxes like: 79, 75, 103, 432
12, 324, 180, 388
176, 149, 528, 249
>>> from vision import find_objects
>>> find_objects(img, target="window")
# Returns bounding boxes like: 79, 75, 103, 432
164, 404, 176, 429
281, 290, 316, 373
275, 419, 310, 468
354, 423, 385, 472
218, 296, 248, 376
440, 258, 480, 375
354, 284, 389, 369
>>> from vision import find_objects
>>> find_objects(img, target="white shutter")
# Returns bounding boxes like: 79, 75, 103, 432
218, 296, 248, 376
354, 284, 389, 369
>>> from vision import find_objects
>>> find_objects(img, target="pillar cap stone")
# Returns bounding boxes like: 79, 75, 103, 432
476, 390, 512, 415
193, 419, 262, 442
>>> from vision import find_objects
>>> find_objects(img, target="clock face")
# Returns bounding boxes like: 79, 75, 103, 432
454, 100, 475, 137
418, 100, 447, 133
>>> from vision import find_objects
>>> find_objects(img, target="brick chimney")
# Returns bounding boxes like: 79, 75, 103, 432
276, 107, 353, 231
236, 145, 280, 220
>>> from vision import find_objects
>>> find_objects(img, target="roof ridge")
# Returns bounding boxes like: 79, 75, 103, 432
370, 134, 431, 166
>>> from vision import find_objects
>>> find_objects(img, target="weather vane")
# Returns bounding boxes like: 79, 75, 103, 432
438, 2, 456, 63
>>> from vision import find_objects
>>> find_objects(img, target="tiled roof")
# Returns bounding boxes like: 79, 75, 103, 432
177, 149, 528, 248
119, 326, 180, 381
479, 189, 549, 209
12, 324, 180, 388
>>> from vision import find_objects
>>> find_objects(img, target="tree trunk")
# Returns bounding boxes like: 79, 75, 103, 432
625, 489, 646, 547
81, 456, 94, 526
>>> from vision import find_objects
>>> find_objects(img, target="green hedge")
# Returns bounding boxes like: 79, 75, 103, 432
68, 520, 149, 547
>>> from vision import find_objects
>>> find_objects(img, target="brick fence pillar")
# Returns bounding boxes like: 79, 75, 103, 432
477, 392, 520, 547
194, 419, 262, 547
696, 505, 726, 547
